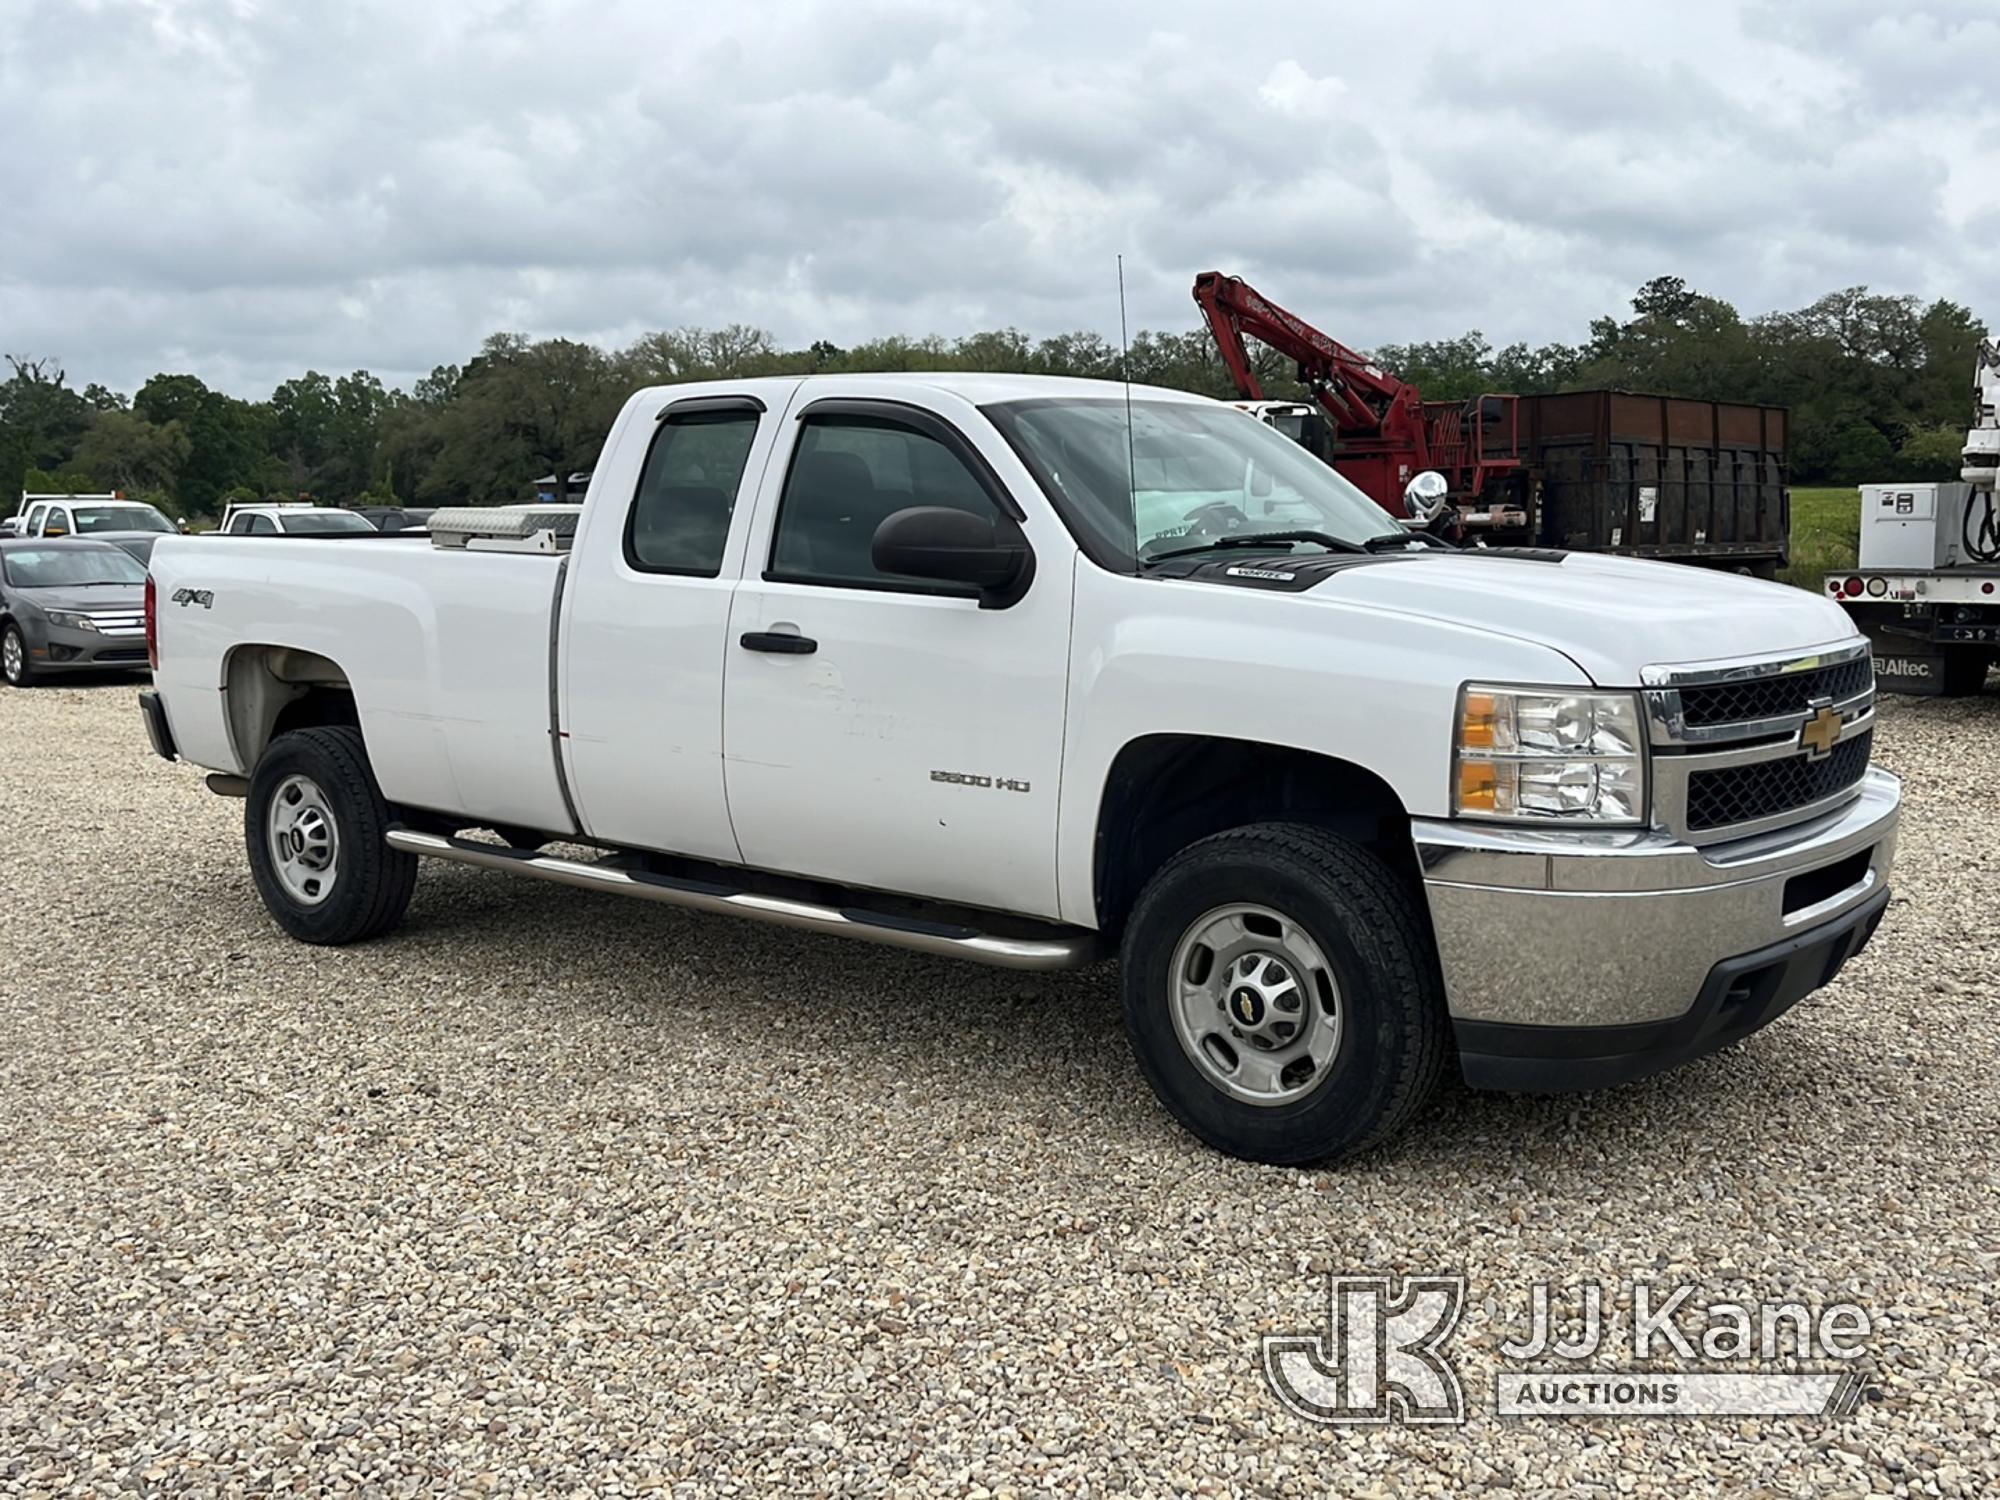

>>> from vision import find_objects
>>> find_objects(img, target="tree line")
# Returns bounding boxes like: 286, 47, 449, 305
0, 276, 1983, 523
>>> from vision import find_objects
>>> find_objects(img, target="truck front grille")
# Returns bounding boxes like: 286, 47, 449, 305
1684, 730, 1874, 831
1678, 655, 1873, 728
1643, 640, 1876, 844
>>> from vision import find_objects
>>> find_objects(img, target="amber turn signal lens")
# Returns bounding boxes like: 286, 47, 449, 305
1459, 692, 1499, 750
1457, 761, 1499, 811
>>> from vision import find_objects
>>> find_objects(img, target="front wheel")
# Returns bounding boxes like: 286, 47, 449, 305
245, 726, 417, 944
2, 623, 34, 687
1120, 823, 1448, 1165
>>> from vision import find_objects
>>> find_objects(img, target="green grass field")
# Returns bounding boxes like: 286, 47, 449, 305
1780, 487, 1862, 594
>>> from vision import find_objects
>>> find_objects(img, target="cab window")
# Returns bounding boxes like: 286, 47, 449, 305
625, 410, 761, 576
768, 416, 1001, 589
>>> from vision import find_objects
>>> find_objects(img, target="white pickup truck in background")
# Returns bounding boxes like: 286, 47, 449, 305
140, 374, 1899, 1163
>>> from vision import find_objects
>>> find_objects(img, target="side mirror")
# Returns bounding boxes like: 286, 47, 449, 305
0, 519, 18, 537
872, 506, 1031, 606
1249, 467, 1274, 499
1402, 471, 1450, 523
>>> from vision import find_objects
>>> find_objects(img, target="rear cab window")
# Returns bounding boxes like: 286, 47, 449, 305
625, 407, 763, 576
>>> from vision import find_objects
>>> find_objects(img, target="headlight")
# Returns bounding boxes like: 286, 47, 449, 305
44, 610, 100, 632
1454, 685, 1647, 824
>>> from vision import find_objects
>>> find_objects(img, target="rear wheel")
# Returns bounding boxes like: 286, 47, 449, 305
1, 623, 34, 687
245, 726, 417, 944
1120, 822, 1448, 1165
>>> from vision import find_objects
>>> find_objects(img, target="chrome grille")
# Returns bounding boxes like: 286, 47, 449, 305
1678, 655, 1873, 728
1685, 729, 1873, 831
1643, 640, 1876, 844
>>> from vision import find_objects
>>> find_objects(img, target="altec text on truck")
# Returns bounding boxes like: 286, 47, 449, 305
140, 374, 1899, 1164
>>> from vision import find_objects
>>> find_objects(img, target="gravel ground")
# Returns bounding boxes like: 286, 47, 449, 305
0, 678, 1995, 1498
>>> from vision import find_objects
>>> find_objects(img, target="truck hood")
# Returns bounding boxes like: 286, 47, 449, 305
1320, 550, 1859, 684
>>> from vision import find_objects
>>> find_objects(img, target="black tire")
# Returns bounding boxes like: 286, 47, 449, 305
245, 726, 417, 945
1, 622, 35, 687
1120, 822, 1448, 1166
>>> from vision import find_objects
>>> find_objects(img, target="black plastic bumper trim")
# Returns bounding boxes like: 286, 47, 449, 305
1455, 883, 1890, 1092
138, 689, 177, 763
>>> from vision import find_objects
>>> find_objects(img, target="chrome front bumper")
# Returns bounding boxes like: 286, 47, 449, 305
1411, 768, 1900, 1081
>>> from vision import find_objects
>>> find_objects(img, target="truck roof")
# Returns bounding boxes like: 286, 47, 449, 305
636, 371, 1218, 410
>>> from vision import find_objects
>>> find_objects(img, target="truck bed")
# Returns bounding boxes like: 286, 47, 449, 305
148, 535, 572, 832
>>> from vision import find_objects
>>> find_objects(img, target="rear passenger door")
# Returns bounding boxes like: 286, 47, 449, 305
560, 393, 778, 862
722, 393, 1074, 919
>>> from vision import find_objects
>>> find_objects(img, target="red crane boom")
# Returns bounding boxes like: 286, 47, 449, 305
1192, 270, 1527, 526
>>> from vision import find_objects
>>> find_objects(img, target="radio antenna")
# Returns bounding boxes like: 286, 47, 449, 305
1117, 254, 1139, 543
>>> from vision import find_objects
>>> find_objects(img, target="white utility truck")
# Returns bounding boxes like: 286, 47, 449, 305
1827, 338, 2000, 695
140, 374, 1899, 1163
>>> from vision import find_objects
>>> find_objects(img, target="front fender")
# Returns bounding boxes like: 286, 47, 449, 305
1054, 565, 1589, 925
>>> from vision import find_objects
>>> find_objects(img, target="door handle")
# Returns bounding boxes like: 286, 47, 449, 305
739, 631, 817, 655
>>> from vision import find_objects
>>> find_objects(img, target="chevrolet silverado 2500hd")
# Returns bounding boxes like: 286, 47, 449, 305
139, 374, 1900, 1164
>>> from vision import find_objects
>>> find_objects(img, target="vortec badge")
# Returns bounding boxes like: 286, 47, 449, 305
1798, 703, 1842, 760
1225, 565, 1297, 582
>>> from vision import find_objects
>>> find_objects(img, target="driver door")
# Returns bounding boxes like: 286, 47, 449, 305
721, 392, 1074, 919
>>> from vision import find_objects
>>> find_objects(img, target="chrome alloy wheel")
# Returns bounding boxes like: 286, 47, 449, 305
1167, 903, 1343, 1106
266, 773, 340, 905
2, 630, 23, 683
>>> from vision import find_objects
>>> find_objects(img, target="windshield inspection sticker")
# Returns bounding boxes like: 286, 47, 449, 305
1262, 1274, 1874, 1426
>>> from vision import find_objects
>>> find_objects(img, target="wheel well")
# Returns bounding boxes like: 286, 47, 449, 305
224, 645, 358, 768
1093, 735, 1418, 933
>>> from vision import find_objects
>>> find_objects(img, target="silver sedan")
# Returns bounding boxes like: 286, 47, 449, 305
0, 538, 152, 687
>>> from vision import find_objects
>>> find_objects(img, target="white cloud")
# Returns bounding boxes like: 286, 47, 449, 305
0, 0, 1994, 397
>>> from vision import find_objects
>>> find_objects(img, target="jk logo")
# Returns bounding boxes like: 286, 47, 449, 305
1262, 1275, 1466, 1425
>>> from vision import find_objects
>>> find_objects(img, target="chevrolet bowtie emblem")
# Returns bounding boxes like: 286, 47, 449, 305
1799, 704, 1843, 760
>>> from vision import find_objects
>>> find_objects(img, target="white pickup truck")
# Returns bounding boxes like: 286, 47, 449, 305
140, 374, 1899, 1163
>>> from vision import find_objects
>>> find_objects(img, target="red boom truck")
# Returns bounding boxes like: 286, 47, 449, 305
1193, 271, 1791, 574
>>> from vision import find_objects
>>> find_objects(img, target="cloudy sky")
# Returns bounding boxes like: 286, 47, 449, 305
2, 0, 1996, 398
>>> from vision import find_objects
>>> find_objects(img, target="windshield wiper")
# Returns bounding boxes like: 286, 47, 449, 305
1142, 530, 1370, 565
1361, 530, 1450, 552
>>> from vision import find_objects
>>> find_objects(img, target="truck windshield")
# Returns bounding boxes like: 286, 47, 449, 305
983, 397, 1391, 569
3, 547, 148, 587
71, 505, 173, 534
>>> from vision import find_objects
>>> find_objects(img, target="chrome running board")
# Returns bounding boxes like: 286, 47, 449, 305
384, 828, 1100, 971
